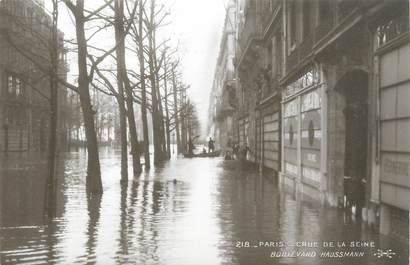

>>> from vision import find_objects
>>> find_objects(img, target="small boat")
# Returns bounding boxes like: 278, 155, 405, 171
183, 150, 221, 158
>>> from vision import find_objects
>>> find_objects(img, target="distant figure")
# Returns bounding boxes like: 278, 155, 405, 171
225, 138, 233, 160
233, 143, 239, 159
208, 137, 215, 153
202, 148, 207, 154
224, 150, 233, 160
241, 143, 250, 162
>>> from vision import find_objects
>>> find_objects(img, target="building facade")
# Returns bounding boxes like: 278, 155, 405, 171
0, 0, 69, 156
279, 0, 409, 241
208, 0, 237, 150
211, 0, 409, 241
234, 0, 283, 173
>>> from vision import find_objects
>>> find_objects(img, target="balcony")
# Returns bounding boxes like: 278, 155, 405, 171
215, 100, 235, 122
236, 5, 262, 67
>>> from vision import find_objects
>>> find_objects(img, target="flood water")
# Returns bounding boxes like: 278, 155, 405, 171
0, 148, 408, 265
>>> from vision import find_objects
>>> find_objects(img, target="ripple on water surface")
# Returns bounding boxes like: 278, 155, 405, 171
0, 150, 408, 265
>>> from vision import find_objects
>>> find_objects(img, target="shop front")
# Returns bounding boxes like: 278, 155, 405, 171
257, 94, 281, 174
281, 66, 326, 201
373, 12, 409, 241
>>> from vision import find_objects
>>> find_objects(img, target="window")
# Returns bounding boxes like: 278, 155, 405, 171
289, 0, 297, 46
319, 0, 332, 24
16, 78, 22, 96
6, 73, 24, 97
7, 75, 14, 93
376, 15, 409, 48
276, 34, 282, 77
303, 1, 311, 38
267, 41, 272, 70
272, 33, 283, 77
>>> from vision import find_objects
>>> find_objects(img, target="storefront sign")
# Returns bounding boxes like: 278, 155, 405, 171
285, 68, 319, 97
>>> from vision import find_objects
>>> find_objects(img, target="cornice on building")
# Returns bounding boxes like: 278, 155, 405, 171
280, 0, 398, 86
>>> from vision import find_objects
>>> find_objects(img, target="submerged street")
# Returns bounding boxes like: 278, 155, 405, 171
0, 150, 407, 265
0, 0, 409, 264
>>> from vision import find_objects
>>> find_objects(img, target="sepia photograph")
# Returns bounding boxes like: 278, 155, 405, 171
0, 0, 409, 264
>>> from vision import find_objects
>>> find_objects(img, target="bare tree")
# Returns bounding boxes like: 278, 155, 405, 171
162, 50, 171, 159
114, 0, 141, 178
45, 0, 60, 215
90, 64, 129, 180
61, 0, 105, 194
171, 63, 181, 154
133, 0, 151, 170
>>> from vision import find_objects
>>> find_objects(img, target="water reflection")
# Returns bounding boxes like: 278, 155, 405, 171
86, 194, 101, 264
0, 149, 408, 265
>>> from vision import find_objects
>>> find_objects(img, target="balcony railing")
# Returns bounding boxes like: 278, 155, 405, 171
236, 7, 262, 65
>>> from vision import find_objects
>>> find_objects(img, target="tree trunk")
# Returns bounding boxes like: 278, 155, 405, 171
124, 78, 141, 175
149, 64, 161, 165
148, 0, 161, 165
116, 95, 128, 182
171, 66, 181, 154
156, 83, 166, 158
163, 60, 171, 159
180, 88, 187, 153
137, 0, 150, 170
115, 0, 141, 176
114, 0, 129, 183
75, 1, 102, 194
46, 0, 59, 215
152, 33, 166, 159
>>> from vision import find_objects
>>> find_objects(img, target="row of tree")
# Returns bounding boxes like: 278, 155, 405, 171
0, 0, 200, 204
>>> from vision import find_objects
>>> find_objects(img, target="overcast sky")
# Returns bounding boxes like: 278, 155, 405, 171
53, 0, 226, 137
167, 0, 226, 136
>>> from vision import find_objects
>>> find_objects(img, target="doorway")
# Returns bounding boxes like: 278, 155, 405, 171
336, 70, 369, 215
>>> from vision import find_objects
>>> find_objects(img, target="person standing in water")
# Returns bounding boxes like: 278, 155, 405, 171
208, 137, 215, 153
